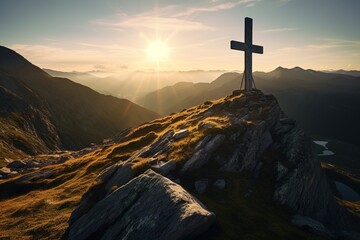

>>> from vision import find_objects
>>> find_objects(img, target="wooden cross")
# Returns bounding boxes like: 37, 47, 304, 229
231, 17, 263, 91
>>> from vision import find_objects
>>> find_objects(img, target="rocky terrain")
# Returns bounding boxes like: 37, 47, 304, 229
0, 90, 359, 239
136, 68, 360, 147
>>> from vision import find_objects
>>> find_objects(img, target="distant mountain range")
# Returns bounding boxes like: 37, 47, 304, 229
324, 69, 360, 77
0, 46, 159, 161
136, 67, 360, 146
43, 69, 226, 100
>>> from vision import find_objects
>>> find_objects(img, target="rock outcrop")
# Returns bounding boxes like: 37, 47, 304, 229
68, 170, 215, 240
67, 90, 360, 239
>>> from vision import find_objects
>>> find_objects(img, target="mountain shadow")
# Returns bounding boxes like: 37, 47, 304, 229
0, 46, 159, 161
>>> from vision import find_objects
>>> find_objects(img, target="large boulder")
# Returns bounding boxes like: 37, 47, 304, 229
68, 170, 215, 240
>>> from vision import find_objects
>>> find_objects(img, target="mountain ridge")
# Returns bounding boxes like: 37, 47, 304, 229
136, 68, 360, 146
0, 46, 159, 161
0, 90, 359, 239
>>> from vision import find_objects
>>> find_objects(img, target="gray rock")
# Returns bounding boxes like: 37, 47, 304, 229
16, 170, 54, 182
8, 160, 27, 169
204, 134, 225, 152
259, 131, 273, 151
291, 215, 334, 238
221, 109, 280, 173
194, 135, 212, 151
195, 179, 209, 194
70, 162, 135, 225
104, 162, 134, 194
147, 130, 174, 156
280, 118, 296, 125
180, 149, 210, 174
213, 179, 226, 189
276, 162, 288, 181
198, 122, 215, 130
215, 154, 227, 165
149, 157, 158, 165
229, 132, 242, 142
273, 125, 357, 232
254, 161, 263, 179
151, 160, 176, 176
273, 122, 294, 135
173, 129, 189, 140
203, 111, 213, 118
68, 170, 215, 240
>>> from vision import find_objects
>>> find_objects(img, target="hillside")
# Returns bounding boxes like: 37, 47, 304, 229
0, 90, 358, 239
0, 46, 159, 162
136, 72, 241, 115
136, 68, 360, 146
44, 68, 226, 100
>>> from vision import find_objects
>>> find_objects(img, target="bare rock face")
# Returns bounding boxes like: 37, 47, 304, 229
181, 134, 225, 174
68, 170, 215, 240
272, 121, 354, 231
67, 90, 359, 239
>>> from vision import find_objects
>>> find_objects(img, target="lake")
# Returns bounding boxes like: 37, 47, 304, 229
335, 181, 360, 202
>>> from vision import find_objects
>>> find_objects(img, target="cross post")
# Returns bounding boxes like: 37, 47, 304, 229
230, 17, 263, 92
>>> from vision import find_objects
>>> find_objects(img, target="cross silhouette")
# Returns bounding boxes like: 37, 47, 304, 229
231, 17, 263, 91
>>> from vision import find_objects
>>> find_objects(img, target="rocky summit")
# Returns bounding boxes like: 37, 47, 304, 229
1, 90, 359, 240
64, 90, 359, 240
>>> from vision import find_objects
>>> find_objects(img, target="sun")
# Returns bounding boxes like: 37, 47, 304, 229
146, 40, 169, 62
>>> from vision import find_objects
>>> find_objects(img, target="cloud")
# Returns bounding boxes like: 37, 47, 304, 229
277, 44, 338, 54
276, 39, 360, 56
259, 28, 296, 33
319, 38, 360, 47
9, 44, 129, 72
93, 16, 214, 31
92, 1, 263, 32
174, 0, 261, 17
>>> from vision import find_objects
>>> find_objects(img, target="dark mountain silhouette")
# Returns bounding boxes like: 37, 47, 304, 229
136, 67, 360, 146
135, 72, 241, 115
0, 46, 159, 161
324, 69, 360, 77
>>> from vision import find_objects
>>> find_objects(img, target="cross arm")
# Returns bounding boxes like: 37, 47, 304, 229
230, 40, 248, 51
252, 44, 263, 54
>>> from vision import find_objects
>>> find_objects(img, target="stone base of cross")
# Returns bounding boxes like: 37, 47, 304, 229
230, 17, 263, 92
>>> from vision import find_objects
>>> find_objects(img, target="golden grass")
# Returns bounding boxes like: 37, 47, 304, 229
0, 92, 324, 239
340, 200, 360, 217
0, 133, 150, 239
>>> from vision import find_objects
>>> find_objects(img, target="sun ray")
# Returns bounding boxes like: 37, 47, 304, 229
146, 40, 169, 62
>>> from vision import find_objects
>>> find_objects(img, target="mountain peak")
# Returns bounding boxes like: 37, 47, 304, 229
2, 89, 358, 239
291, 66, 304, 71
64, 89, 358, 239
0, 46, 159, 159
0, 45, 50, 80
274, 66, 286, 71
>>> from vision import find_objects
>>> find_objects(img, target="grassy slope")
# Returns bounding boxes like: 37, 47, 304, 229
0, 94, 357, 239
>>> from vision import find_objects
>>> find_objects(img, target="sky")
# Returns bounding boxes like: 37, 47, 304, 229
1, 0, 359, 73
